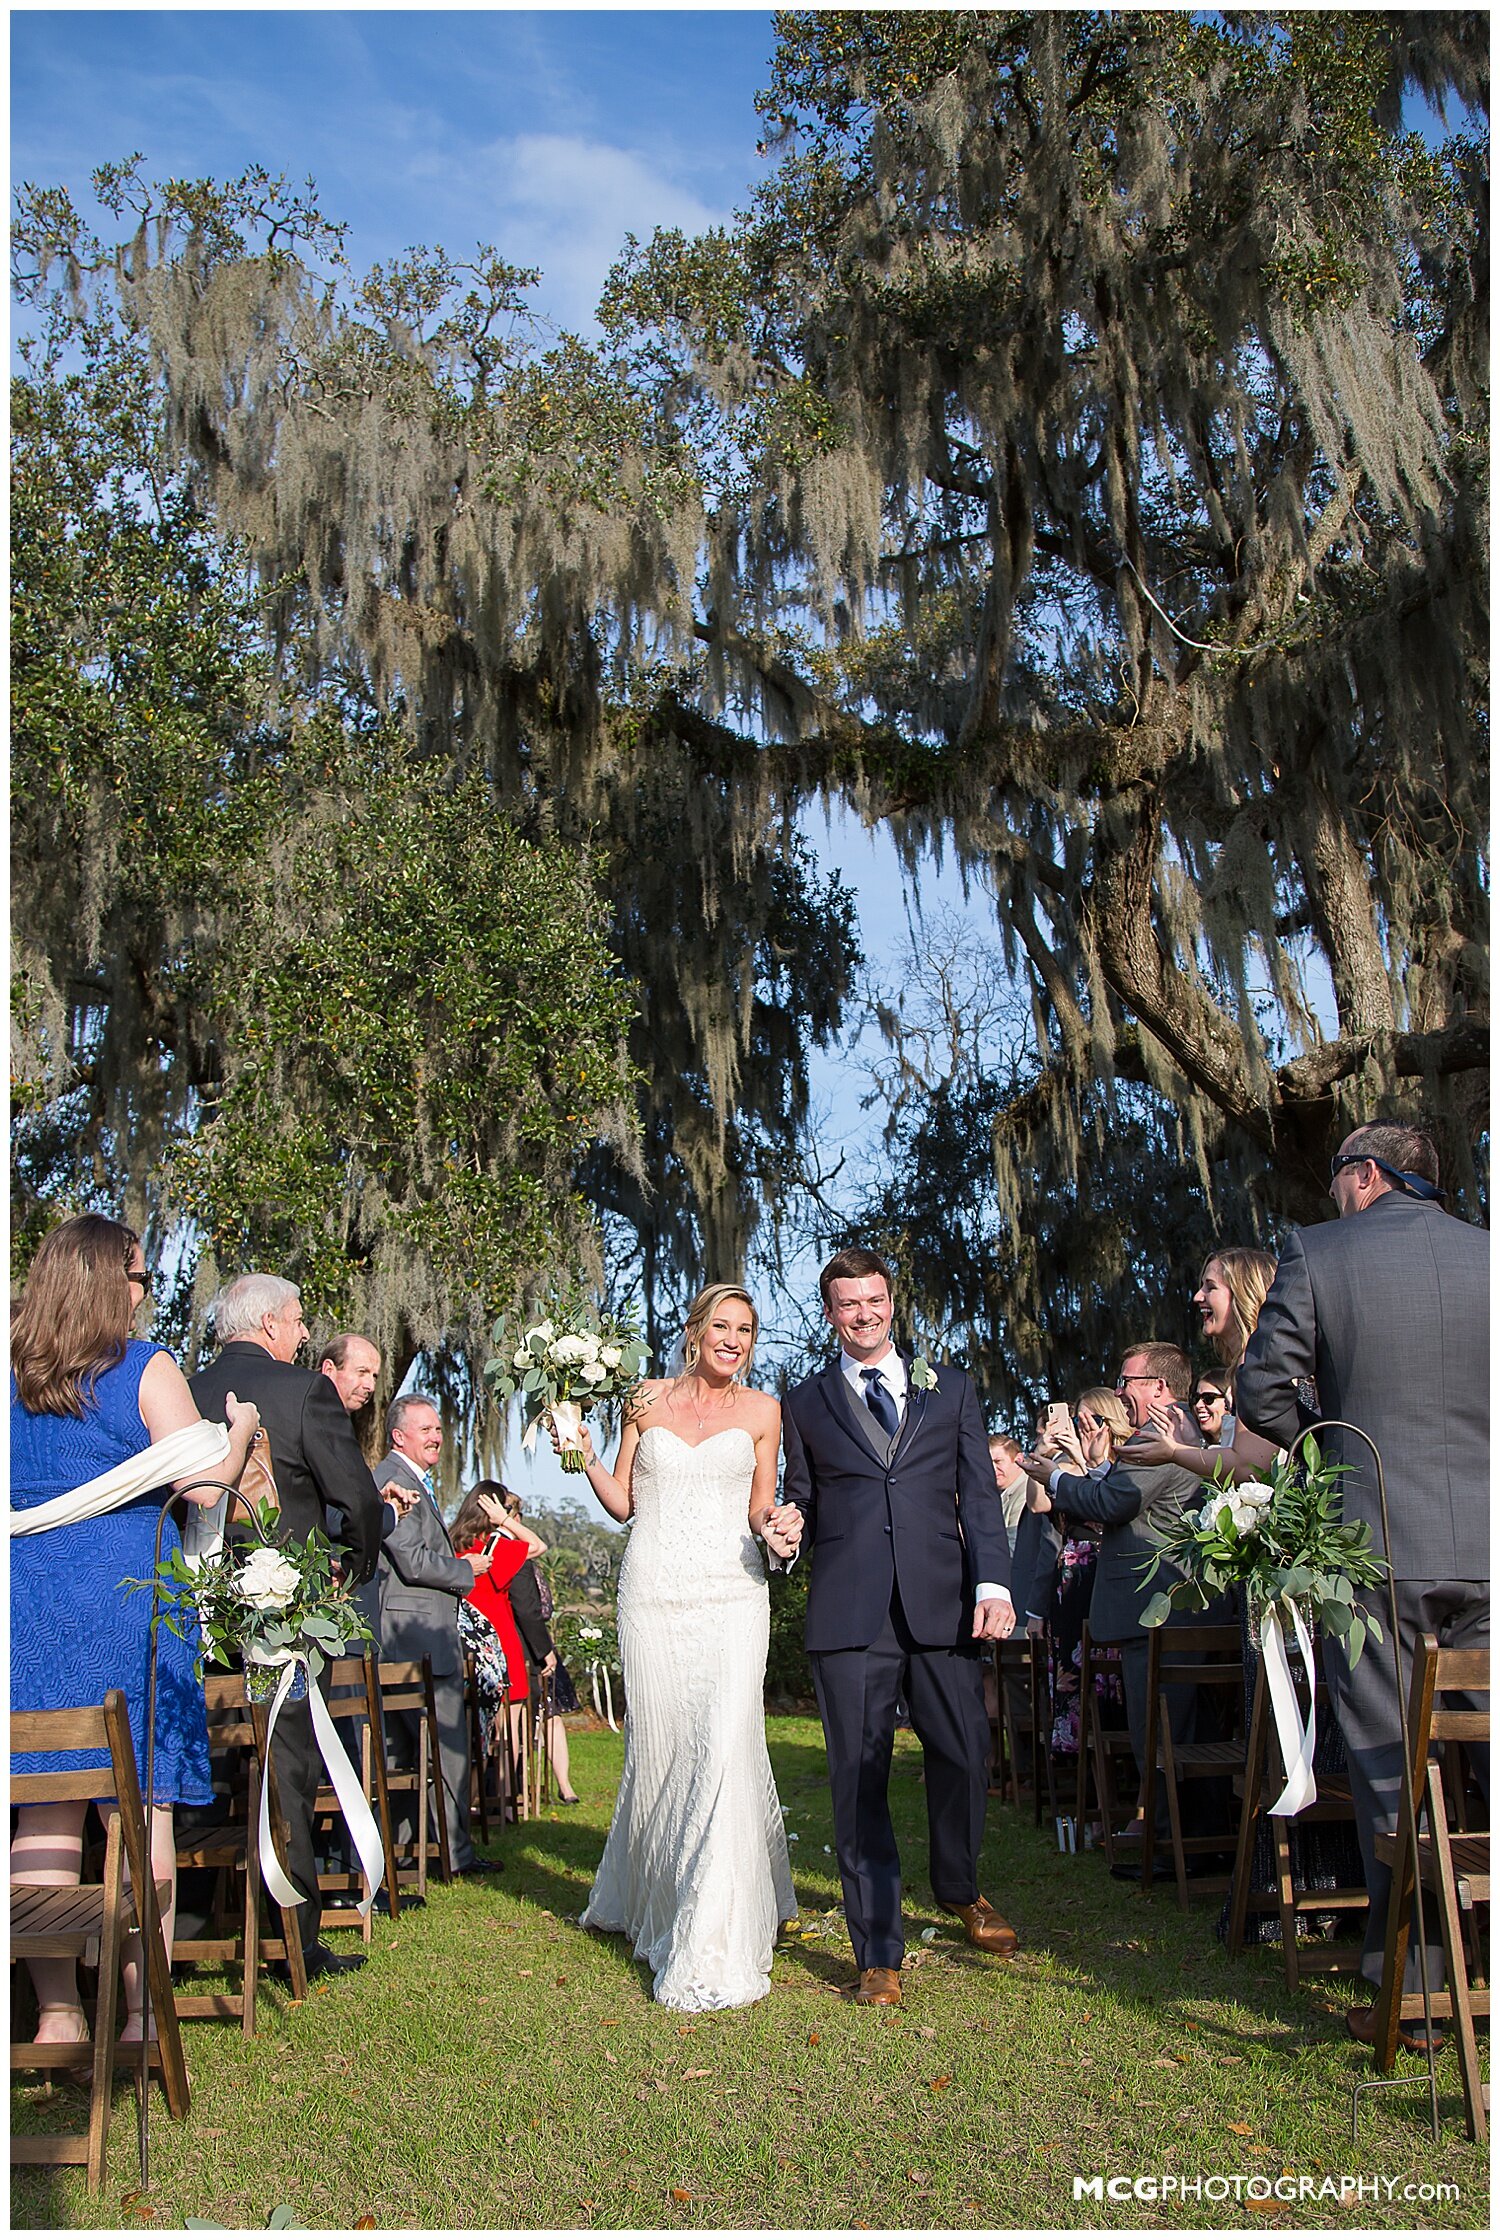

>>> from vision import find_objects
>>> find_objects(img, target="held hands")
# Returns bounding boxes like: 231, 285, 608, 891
760, 1503, 804, 1559
972, 1595, 1015, 1642
466, 1544, 494, 1578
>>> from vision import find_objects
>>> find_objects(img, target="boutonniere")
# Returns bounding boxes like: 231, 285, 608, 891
909, 1355, 939, 1392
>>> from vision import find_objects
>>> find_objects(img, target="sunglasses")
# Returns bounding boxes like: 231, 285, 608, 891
1191, 1389, 1225, 1408
127, 1267, 154, 1295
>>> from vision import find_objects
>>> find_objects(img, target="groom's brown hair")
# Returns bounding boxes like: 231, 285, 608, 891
818, 1246, 894, 1304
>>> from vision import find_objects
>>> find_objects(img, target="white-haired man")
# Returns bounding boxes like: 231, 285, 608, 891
191, 1273, 385, 1980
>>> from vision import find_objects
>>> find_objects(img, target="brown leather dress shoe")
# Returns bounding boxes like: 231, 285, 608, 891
1345, 2002, 1445, 2057
943, 1897, 1019, 1956
854, 1966, 903, 2006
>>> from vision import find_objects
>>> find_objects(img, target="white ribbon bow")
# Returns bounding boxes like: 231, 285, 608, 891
1260, 1596, 1319, 1816
250, 1650, 386, 1914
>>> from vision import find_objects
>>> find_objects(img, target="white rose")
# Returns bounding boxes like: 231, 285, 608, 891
512, 1346, 531, 1369
577, 1359, 608, 1385
526, 1320, 555, 1346
1239, 1481, 1273, 1509
236, 1547, 301, 1613
580, 1329, 602, 1356
580, 1626, 603, 1642
550, 1333, 586, 1365
599, 1345, 622, 1370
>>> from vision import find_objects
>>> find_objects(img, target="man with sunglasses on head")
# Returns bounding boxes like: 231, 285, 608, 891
1238, 1120, 1488, 2052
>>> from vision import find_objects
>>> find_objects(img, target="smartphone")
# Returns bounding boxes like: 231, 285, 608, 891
1041, 1402, 1072, 1440
484, 1529, 507, 1555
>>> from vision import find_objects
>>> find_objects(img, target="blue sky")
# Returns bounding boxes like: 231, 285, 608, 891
12, 7, 946, 1502
12, 9, 778, 332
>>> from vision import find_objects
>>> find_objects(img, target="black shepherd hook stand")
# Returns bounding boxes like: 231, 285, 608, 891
1287, 1420, 1440, 2144
139, 1475, 262, 2190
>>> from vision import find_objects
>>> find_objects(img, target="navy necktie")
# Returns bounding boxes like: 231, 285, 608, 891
860, 1366, 900, 1440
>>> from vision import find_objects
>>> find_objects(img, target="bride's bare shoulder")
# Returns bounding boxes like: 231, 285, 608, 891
625, 1379, 671, 1426
740, 1387, 781, 1430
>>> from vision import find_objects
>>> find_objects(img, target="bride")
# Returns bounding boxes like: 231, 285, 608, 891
566, 1284, 802, 2011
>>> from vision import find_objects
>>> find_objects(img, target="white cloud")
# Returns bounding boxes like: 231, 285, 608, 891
451, 133, 724, 333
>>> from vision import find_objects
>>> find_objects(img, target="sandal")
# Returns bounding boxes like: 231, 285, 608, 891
34, 2004, 89, 2045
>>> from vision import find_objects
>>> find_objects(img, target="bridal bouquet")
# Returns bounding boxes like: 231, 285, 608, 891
1137, 1436, 1387, 1664
484, 1301, 650, 1471
128, 1495, 374, 1698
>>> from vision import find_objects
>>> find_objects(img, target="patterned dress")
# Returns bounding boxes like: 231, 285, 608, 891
10, 1340, 212, 1803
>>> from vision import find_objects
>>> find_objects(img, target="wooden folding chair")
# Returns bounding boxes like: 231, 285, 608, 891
462, 1654, 492, 1847
377, 1656, 453, 1897
311, 1653, 399, 1941
1077, 1625, 1140, 1865
1226, 1659, 1368, 1988
1144, 1622, 1245, 1904
500, 1685, 536, 1822
11, 1691, 189, 2191
1369, 1634, 1489, 2142
992, 1638, 1054, 1825
172, 1671, 312, 2030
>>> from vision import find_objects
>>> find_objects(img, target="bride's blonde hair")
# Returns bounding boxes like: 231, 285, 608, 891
679, 1283, 759, 1380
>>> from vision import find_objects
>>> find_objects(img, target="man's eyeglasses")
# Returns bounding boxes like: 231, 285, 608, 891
1115, 1372, 1156, 1390
1329, 1151, 1444, 1203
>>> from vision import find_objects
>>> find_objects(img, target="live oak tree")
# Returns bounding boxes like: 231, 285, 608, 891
604, 9, 1488, 1260
10, 308, 639, 1410
10, 170, 857, 1399
13, 10, 1486, 1401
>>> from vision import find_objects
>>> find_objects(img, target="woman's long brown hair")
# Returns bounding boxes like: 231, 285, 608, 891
11, 1213, 141, 1417
449, 1478, 520, 1553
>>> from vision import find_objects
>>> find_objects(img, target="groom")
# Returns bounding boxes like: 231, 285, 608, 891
781, 1247, 1019, 2006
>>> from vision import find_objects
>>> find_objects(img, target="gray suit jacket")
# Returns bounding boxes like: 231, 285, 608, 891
1047, 1450, 1204, 1641
374, 1454, 476, 1679
1237, 1190, 1489, 1583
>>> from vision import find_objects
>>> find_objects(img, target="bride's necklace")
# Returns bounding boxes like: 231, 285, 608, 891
676, 1377, 736, 1435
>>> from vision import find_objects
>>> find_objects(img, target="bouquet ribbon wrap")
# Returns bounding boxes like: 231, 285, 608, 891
1260, 1596, 1319, 1816
248, 1649, 386, 1914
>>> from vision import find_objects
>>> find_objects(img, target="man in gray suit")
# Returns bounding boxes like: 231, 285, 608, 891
1020, 1343, 1212, 1867
1237, 1120, 1488, 2045
376, 1393, 492, 1875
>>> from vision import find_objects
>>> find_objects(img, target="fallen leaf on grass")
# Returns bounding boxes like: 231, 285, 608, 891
915, 2025, 937, 2040
1219, 2055, 1245, 2065
670, 2188, 692, 2203
906, 2171, 930, 2187
1228, 2122, 1254, 2137
683, 2069, 713, 2080
604, 2051, 618, 2065
556, 1976, 568, 1986
807, 2032, 820, 2045
929, 2075, 952, 2092
121, 2196, 156, 2220
599, 2018, 619, 2027
355, 2219, 378, 2230
1245, 2202, 1281, 2217
517, 1969, 533, 1978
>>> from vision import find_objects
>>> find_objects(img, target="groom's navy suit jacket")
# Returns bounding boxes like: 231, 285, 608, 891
782, 1359, 1011, 1653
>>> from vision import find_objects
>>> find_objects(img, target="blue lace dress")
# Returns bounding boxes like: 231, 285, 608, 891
10, 1340, 212, 1804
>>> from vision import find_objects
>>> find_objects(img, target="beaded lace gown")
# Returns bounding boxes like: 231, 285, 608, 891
581, 1425, 796, 2011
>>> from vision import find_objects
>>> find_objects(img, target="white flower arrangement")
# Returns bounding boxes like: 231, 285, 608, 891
909, 1354, 939, 1391
485, 1299, 650, 1471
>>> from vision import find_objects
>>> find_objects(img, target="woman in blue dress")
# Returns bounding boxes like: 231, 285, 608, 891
10, 1214, 260, 2043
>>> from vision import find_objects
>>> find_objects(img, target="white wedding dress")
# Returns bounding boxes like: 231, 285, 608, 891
580, 1425, 796, 2010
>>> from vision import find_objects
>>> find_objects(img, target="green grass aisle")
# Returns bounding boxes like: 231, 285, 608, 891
11, 1715, 1486, 2230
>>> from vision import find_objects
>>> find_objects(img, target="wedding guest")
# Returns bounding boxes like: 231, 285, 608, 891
1018, 1391, 1129, 1758
500, 1493, 583, 1805
989, 1433, 1028, 1553
1128, 1247, 1280, 1487
193, 1273, 386, 1975
1019, 1345, 1210, 1870
10, 1215, 260, 2041
1189, 1371, 1231, 1446
377, 1396, 493, 1876
1238, 1120, 1489, 2048
452, 1479, 552, 1792
317, 1332, 382, 1424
